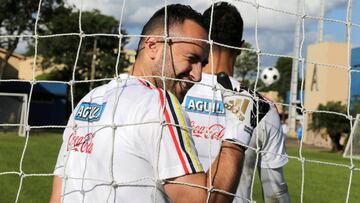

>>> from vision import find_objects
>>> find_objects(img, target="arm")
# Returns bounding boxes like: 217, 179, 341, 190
49, 121, 69, 203
259, 167, 290, 203
164, 142, 246, 203
49, 142, 66, 203
49, 176, 62, 203
164, 73, 254, 203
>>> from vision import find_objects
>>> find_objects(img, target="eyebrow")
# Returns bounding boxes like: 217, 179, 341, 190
159, 39, 208, 51
160, 39, 209, 65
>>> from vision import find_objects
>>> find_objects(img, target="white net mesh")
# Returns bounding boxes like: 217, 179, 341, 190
0, 0, 360, 202
0, 93, 27, 136
344, 114, 360, 159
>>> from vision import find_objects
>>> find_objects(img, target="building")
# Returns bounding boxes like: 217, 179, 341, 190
0, 49, 68, 128
350, 47, 360, 112
0, 48, 35, 80
303, 42, 349, 148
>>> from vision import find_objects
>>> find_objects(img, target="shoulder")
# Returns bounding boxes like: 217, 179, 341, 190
183, 73, 217, 103
260, 104, 281, 127
121, 81, 184, 122
188, 73, 214, 92
157, 88, 183, 113
121, 79, 165, 116
227, 79, 271, 125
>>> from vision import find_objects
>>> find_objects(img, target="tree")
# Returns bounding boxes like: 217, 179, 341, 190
30, 9, 130, 104
0, 0, 68, 78
310, 101, 350, 152
234, 42, 257, 85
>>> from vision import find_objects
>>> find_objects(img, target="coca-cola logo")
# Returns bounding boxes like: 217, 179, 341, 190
67, 132, 95, 154
191, 121, 224, 140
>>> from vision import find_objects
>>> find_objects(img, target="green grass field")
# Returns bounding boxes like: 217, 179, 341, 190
0, 132, 359, 203
0, 132, 62, 203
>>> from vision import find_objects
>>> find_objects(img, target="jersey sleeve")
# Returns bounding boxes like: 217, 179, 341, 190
154, 89, 203, 180
256, 105, 288, 169
54, 138, 66, 176
53, 114, 75, 176
53, 89, 96, 177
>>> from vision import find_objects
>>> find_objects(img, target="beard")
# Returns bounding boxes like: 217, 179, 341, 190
151, 56, 190, 103
152, 55, 176, 92
155, 73, 192, 103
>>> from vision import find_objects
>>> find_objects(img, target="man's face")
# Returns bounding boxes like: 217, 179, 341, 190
153, 19, 209, 102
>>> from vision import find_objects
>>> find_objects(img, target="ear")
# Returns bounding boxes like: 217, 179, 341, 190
237, 40, 245, 56
240, 40, 245, 48
143, 37, 160, 60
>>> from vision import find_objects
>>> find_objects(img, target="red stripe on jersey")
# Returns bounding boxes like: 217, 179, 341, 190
157, 88, 189, 174
138, 79, 152, 89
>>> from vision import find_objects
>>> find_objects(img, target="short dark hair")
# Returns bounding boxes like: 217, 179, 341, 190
136, 4, 206, 56
203, 2, 243, 47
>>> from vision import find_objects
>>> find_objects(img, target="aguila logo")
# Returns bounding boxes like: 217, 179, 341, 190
67, 132, 95, 154
191, 121, 224, 140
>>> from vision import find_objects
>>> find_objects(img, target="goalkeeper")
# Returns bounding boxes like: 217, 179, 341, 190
50, 4, 258, 203
182, 2, 290, 203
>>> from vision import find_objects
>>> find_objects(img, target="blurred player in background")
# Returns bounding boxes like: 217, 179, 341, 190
51, 4, 257, 203
182, 2, 290, 203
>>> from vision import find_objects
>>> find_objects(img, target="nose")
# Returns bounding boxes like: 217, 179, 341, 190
190, 62, 202, 82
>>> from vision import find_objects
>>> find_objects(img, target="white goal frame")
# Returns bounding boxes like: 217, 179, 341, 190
0, 92, 28, 137
1, 0, 359, 202
343, 114, 360, 160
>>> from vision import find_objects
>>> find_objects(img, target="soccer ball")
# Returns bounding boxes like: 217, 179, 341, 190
260, 67, 280, 87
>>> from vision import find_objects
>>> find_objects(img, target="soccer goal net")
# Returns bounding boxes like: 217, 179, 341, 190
0, 0, 359, 202
344, 114, 360, 160
0, 92, 27, 137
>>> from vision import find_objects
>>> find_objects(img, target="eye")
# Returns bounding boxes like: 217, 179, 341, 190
201, 59, 208, 67
188, 56, 199, 63
189, 55, 207, 67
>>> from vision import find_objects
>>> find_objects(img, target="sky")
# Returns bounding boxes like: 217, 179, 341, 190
15, 0, 360, 67
59, 0, 360, 66
12, 0, 360, 105
60, 0, 360, 103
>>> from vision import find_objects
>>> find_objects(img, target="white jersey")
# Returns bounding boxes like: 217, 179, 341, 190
54, 74, 202, 203
182, 73, 288, 202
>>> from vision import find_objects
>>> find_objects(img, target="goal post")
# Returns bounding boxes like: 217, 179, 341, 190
0, 92, 28, 137
1, 0, 360, 202
343, 114, 360, 160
